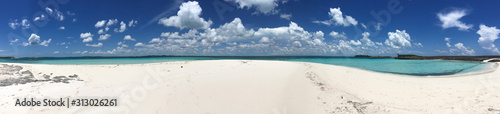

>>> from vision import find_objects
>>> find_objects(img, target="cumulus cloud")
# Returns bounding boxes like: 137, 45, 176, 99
413, 43, 423, 47
135, 42, 145, 47
360, 32, 376, 47
85, 17, 415, 56
95, 20, 106, 28
28, 34, 41, 45
80, 32, 93, 43
161, 29, 199, 39
440, 37, 474, 55
45, 7, 64, 21
114, 21, 127, 32
313, 7, 358, 27
98, 29, 105, 34
86, 42, 103, 47
477, 24, 500, 54
158, 1, 212, 29
9, 39, 18, 45
124, 35, 136, 41
21, 19, 30, 29
59, 26, 65, 30
98, 34, 111, 41
453, 43, 475, 55
149, 38, 162, 43
280, 14, 292, 20
259, 37, 271, 43
23, 34, 51, 47
40, 39, 51, 47
128, 20, 138, 27
445, 37, 451, 47
329, 31, 347, 39
437, 9, 472, 31
7, 19, 30, 30
226, 0, 279, 14
106, 19, 118, 26
8, 19, 20, 29
384, 30, 412, 48
33, 14, 46, 21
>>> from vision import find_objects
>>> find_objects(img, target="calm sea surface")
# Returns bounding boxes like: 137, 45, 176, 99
0, 56, 493, 76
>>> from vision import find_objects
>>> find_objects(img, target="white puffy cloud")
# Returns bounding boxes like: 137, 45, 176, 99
117, 42, 128, 47
59, 26, 65, 30
135, 42, 145, 47
53, 51, 59, 54
80, 32, 93, 43
158, 1, 212, 29
453, 43, 475, 55
384, 30, 412, 48
413, 43, 423, 47
87, 17, 416, 56
437, 9, 472, 31
313, 7, 358, 27
40, 39, 52, 47
33, 14, 46, 21
95, 20, 106, 28
161, 29, 199, 39
98, 34, 111, 41
86, 42, 103, 47
45, 7, 64, 21
444, 37, 451, 47
98, 29, 105, 34
149, 38, 162, 43
360, 32, 376, 47
280, 14, 292, 20
349, 40, 362, 46
226, 0, 279, 14
128, 20, 138, 27
206, 18, 254, 41
106, 19, 118, 26
440, 37, 473, 55
259, 37, 271, 43
329, 31, 347, 39
28, 34, 41, 45
21, 19, 30, 29
114, 21, 127, 32
45, 7, 53, 14
7, 19, 29, 30
124, 35, 136, 41
23, 34, 51, 47
477, 24, 500, 54
8, 19, 20, 29
292, 41, 302, 47
9, 39, 18, 45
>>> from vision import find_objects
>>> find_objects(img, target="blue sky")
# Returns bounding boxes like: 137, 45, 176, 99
1, 0, 500, 57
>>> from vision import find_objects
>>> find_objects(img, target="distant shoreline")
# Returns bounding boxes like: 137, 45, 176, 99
1, 55, 499, 62
395, 55, 500, 62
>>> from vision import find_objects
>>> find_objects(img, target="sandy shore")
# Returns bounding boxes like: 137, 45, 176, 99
0, 60, 499, 114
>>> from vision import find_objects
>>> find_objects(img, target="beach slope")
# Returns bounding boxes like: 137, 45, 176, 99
0, 60, 499, 113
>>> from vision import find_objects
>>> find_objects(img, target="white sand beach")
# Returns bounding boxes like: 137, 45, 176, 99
0, 60, 499, 114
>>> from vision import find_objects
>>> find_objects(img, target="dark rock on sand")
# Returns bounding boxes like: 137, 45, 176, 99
0, 64, 82, 87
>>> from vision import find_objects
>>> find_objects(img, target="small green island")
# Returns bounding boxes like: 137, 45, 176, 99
0, 57, 14, 59
354, 55, 393, 58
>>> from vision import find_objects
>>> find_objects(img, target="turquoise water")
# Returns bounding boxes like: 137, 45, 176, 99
0, 57, 493, 76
